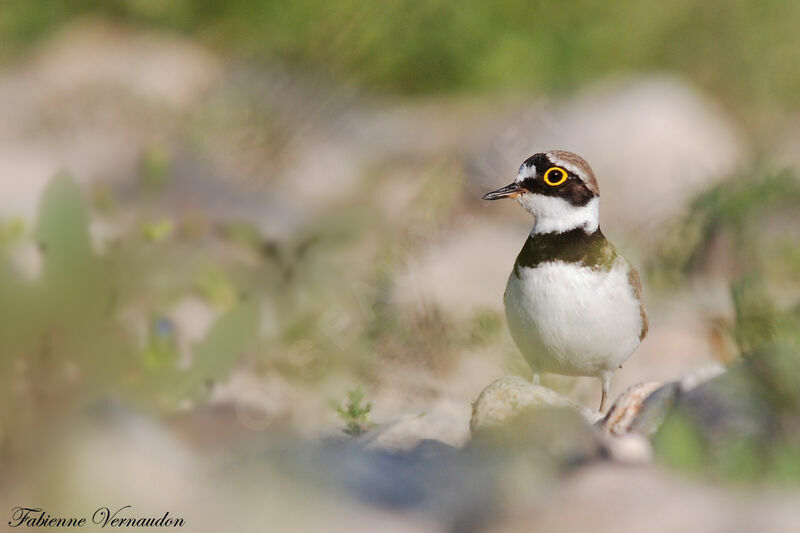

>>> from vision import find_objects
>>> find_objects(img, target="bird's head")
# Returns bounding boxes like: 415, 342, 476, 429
483, 150, 600, 235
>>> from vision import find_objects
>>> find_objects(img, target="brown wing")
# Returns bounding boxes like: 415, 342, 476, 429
627, 265, 649, 341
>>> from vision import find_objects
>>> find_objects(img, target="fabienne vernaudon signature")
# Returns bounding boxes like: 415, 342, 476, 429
9, 506, 185, 528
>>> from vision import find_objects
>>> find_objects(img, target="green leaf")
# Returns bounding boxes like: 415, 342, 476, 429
34, 174, 93, 283
170, 299, 259, 402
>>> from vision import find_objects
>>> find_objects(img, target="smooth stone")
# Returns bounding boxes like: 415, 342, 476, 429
470, 376, 602, 434
603, 433, 654, 464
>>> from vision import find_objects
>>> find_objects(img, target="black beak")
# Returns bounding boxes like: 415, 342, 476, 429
482, 182, 522, 200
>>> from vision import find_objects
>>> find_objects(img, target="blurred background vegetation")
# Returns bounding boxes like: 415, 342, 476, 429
2, 1, 800, 530
2, 0, 800, 133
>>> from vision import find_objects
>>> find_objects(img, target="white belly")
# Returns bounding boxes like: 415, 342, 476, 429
504, 259, 643, 377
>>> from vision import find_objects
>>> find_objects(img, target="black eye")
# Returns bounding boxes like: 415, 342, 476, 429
543, 167, 568, 186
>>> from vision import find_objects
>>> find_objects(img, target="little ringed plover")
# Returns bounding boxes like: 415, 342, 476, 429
483, 150, 648, 412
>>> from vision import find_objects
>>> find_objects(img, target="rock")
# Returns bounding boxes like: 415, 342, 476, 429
392, 217, 526, 317
470, 377, 608, 473
596, 364, 775, 467
498, 462, 800, 533
679, 362, 727, 392
470, 376, 601, 434
667, 364, 773, 445
316, 438, 498, 531
211, 370, 295, 431
601, 366, 730, 438
360, 397, 472, 452
482, 407, 607, 471
34, 19, 221, 108
51, 402, 199, 511
600, 381, 665, 436
603, 433, 654, 464
0, 19, 220, 224
626, 382, 680, 437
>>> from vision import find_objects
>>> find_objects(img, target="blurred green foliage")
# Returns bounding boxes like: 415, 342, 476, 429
650, 168, 800, 286
2, 1, 800, 132
467, 308, 504, 346
652, 168, 800, 483
0, 177, 260, 459
167, 300, 259, 404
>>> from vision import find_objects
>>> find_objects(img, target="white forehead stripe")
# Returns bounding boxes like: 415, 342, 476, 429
546, 152, 589, 184
516, 163, 536, 182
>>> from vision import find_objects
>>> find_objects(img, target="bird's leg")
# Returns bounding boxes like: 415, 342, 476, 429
532, 373, 540, 386
599, 372, 612, 412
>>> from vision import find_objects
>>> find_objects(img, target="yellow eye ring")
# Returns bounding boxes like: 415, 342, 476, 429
544, 167, 568, 186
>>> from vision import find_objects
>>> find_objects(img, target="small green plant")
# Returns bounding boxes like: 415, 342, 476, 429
141, 219, 174, 243
335, 387, 374, 437
140, 145, 171, 193
0, 217, 25, 247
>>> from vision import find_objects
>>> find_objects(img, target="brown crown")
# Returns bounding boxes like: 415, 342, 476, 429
546, 150, 600, 196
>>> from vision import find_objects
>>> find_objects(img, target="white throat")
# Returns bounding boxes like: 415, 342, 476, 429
516, 195, 600, 235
